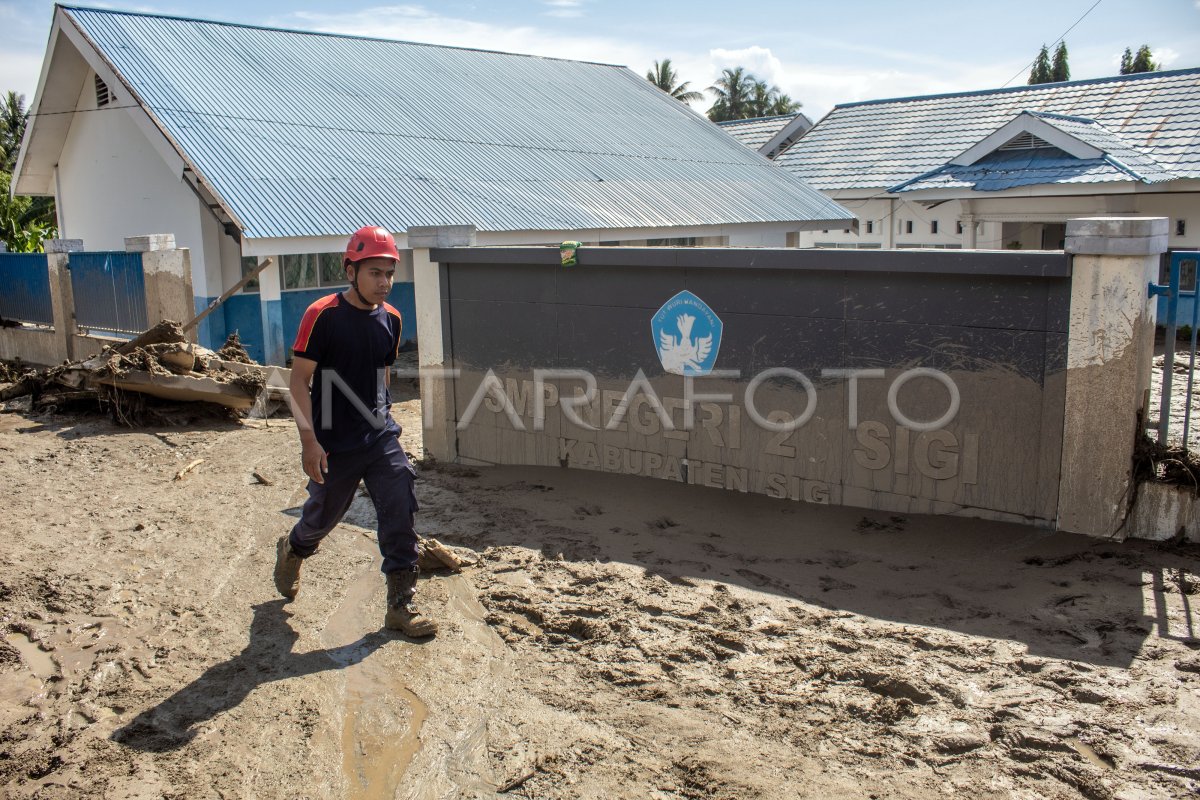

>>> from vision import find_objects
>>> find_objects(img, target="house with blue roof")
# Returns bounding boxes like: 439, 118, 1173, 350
12, 6, 851, 365
774, 69, 1200, 262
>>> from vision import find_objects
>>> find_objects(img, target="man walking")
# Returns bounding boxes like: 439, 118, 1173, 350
273, 226, 437, 637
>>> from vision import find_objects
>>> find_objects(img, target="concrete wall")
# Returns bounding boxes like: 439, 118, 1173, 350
424, 244, 1073, 528
420, 220, 1168, 537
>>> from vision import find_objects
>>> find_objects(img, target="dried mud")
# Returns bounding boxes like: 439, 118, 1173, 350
0, 394, 1198, 799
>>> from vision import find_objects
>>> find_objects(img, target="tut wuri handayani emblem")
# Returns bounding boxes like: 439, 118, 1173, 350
651, 290, 723, 377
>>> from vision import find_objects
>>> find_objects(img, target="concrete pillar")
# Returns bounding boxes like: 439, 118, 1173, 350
44, 239, 84, 362
961, 214, 978, 248
257, 257, 285, 366
126, 235, 194, 339
1057, 217, 1168, 537
408, 224, 476, 461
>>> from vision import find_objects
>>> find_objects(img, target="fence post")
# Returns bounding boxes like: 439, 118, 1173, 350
126, 234, 194, 340
44, 239, 84, 362
408, 225, 476, 462
1057, 217, 1168, 537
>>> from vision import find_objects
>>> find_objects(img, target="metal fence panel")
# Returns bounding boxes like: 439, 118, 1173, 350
69, 252, 147, 335
1155, 251, 1200, 448
0, 253, 53, 325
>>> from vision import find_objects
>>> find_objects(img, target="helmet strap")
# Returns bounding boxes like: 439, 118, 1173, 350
347, 264, 373, 308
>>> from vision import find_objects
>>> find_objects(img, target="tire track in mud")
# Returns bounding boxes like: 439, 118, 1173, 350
320, 535, 428, 800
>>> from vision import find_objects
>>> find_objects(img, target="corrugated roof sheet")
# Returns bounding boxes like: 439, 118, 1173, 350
777, 69, 1200, 191
61, 6, 850, 239
717, 114, 801, 150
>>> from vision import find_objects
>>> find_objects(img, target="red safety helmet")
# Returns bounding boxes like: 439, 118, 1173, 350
344, 226, 400, 265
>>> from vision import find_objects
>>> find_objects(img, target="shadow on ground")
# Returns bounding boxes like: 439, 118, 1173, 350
111, 600, 397, 752
421, 464, 1200, 669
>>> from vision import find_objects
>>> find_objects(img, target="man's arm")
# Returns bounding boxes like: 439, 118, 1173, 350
289, 357, 328, 484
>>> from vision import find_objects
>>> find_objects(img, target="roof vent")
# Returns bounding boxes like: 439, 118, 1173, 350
998, 131, 1052, 151
94, 74, 111, 107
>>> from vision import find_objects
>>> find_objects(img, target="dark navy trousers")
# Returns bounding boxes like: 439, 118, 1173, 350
288, 434, 419, 574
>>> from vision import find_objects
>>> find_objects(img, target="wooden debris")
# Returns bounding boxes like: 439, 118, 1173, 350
173, 459, 204, 481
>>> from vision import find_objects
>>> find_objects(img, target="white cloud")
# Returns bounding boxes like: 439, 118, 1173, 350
0, 50, 44, 104
543, 0, 585, 17
284, 5, 641, 66
1156, 46, 1180, 68
0, 1, 55, 102
700, 44, 1034, 120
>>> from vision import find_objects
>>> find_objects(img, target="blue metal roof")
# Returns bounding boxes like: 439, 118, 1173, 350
61, 6, 851, 240
777, 68, 1200, 192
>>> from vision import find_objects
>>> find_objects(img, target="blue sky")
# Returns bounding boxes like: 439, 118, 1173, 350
2, 0, 1198, 120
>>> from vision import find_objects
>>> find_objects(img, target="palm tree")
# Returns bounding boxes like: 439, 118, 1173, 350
1, 91, 29, 172
646, 59, 703, 104
766, 93, 802, 116
707, 67, 755, 122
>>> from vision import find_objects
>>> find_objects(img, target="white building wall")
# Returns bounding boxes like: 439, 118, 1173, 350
56, 72, 218, 293
797, 192, 1200, 252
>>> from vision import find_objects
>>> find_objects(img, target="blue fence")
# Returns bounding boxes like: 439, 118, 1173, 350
0, 253, 53, 325
69, 252, 147, 335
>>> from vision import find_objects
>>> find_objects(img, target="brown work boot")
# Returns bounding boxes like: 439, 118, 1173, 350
384, 567, 438, 637
273, 536, 302, 600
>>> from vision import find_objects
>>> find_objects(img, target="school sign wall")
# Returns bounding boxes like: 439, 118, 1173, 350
418, 220, 1165, 537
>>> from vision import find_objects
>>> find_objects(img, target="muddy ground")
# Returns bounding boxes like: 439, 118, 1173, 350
1, 390, 1199, 799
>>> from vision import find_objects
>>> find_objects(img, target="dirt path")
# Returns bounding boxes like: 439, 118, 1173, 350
1, 397, 1199, 798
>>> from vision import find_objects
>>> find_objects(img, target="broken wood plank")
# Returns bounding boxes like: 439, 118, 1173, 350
183, 257, 275, 334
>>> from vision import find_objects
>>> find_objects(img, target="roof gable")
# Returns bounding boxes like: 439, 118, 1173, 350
951, 112, 1104, 165
776, 68, 1200, 192
717, 113, 813, 158
15, 6, 850, 239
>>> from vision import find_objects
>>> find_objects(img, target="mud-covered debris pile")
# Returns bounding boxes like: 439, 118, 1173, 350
1133, 433, 1200, 491
216, 332, 255, 364
0, 320, 288, 425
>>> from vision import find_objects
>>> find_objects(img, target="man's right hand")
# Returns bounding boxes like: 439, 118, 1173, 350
302, 438, 328, 484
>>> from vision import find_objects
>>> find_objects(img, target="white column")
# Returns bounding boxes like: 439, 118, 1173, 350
408, 225, 476, 461
1057, 217, 1167, 537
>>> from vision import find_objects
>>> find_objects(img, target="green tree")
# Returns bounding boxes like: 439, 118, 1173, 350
1, 91, 28, 172
0, 91, 56, 252
1121, 44, 1159, 74
1028, 44, 1052, 84
646, 59, 703, 104
0, 171, 55, 253
707, 67, 755, 122
708, 68, 800, 121
743, 79, 802, 118
765, 92, 801, 116
1050, 42, 1070, 82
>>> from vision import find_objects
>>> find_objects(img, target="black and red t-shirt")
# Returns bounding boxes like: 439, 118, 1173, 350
292, 292, 403, 454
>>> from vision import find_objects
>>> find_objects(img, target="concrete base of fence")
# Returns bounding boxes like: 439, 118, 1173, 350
0, 326, 64, 366
1125, 482, 1200, 543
